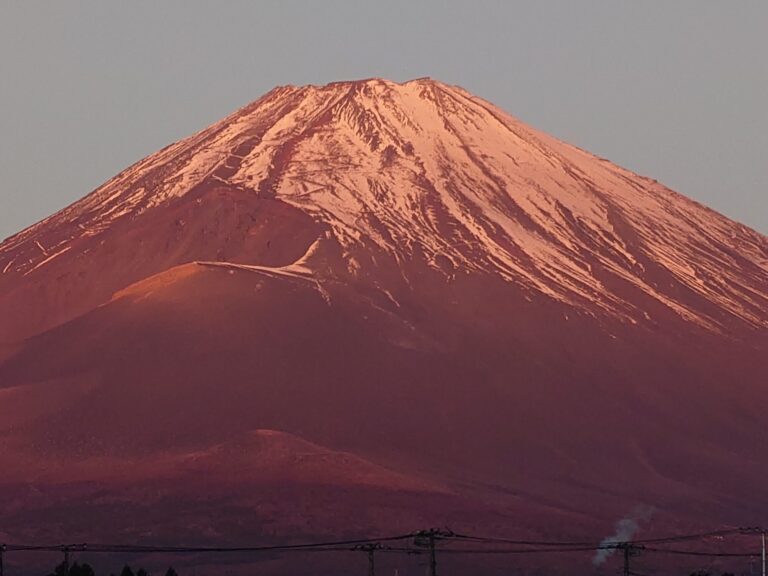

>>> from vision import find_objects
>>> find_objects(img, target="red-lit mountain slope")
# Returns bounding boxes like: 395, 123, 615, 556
0, 78, 766, 575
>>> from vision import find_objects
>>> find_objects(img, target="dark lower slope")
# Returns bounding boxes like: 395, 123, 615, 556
1, 260, 766, 555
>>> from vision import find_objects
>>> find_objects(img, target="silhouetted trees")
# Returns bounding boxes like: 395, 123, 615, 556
47, 562, 95, 576
70, 564, 96, 576
46, 562, 175, 576
46, 560, 68, 576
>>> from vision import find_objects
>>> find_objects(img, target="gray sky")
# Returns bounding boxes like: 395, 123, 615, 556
1, 1, 766, 240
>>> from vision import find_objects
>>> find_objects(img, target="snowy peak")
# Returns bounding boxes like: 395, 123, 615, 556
1, 78, 767, 332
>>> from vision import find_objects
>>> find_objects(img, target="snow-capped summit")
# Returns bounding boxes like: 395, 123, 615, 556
2, 78, 765, 338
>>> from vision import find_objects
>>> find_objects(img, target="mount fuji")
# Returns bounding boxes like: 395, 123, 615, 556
0, 78, 766, 574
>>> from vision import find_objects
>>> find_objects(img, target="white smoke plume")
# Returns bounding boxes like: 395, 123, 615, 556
592, 505, 655, 566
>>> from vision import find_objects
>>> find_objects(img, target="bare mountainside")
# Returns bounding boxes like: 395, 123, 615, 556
0, 78, 767, 575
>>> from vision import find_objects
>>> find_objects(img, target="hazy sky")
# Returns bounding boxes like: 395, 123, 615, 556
1, 1, 766, 240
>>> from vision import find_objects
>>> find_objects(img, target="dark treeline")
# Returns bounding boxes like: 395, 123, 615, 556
40, 561, 745, 576
47, 562, 178, 576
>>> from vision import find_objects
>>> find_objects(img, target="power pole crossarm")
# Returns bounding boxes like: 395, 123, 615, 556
618, 542, 643, 576
353, 543, 381, 576
413, 528, 455, 576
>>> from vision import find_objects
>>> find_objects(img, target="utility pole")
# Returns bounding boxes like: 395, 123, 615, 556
414, 529, 454, 576
429, 532, 437, 576
353, 543, 381, 576
623, 544, 630, 576
368, 547, 375, 576
61, 545, 70, 576
749, 526, 768, 576
0, 544, 5, 576
617, 543, 642, 576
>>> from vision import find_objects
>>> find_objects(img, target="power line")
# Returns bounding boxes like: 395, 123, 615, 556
633, 528, 750, 545
0, 526, 763, 560
380, 545, 606, 555
451, 527, 749, 548
1, 534, 415, 555
643, 546, 758, 558
413, 529, 454, 576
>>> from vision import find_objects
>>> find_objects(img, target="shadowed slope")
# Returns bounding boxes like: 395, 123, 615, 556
1, 257, 766, 531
